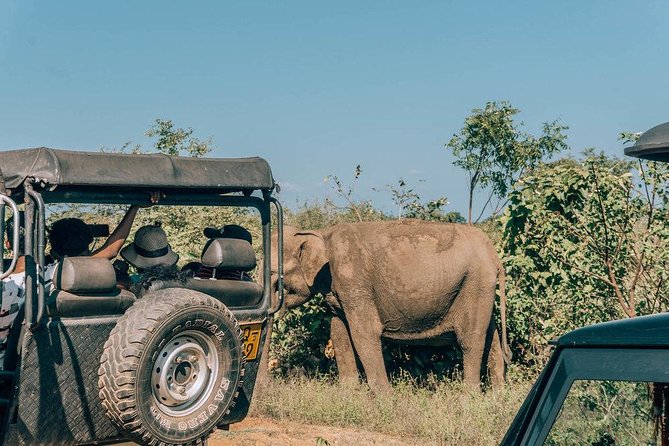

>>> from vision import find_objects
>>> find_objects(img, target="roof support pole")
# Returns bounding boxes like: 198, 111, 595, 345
23, 182, 35, 330
26, 185, 46, 329
268, 197, 284, 316
0, 196, 21, 279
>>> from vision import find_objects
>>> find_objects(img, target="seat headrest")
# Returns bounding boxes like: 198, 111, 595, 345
53, 257, 117, 293
201, 238, 256, 271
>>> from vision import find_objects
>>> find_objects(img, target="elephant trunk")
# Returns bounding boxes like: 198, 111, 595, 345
498, 264, 512, 364
284, 291, 312, 309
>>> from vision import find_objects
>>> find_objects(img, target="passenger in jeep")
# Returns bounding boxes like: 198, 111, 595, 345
121, 224, 189, 296
4, 211, 24, 263
43, 205, 144, 287
196, 224, 254, 281
0, 202, 147, 368
0, 214, 25, 357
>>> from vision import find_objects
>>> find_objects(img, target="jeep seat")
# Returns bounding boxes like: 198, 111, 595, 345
187, 238, 263, 308
47, 257, 136, 317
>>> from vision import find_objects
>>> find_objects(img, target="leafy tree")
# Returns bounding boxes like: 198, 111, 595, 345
618, 131, 642, 144
145, 118, 213, 157
503, 152, 669, 364
446, 101, 568, 224
405, 198, 465, 223
101, 119, 214, 158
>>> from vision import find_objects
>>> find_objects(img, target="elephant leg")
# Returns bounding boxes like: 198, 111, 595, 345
343, 310, 391, 394
460, 339, 485, 390
486, 320, 505, 388
330, 315, 359, 384
455, 280, 496, 391
253, 316, 274, 396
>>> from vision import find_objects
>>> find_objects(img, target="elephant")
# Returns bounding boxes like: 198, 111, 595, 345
270, 219, 511, 394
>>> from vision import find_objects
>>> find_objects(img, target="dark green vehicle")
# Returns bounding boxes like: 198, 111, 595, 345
501, 122, 669, 445
0, 148, 284, 445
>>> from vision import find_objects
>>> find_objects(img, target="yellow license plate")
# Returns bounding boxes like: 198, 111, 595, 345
240, 323, 263, 361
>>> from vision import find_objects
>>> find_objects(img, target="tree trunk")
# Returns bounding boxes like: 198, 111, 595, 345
468, 185, 474, 225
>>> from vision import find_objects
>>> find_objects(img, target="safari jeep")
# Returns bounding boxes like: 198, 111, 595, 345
0, 148, 284, 445
501, 122, 669, 445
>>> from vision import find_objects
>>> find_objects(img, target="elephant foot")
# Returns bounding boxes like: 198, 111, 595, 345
337, 375, 361, 389
367, 377, 393, 395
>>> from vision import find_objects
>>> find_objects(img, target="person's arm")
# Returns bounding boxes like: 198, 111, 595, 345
11, 256, 25, 275
92, 192, 161, 260
91, 206, 140, 260
9, 209, 136, 272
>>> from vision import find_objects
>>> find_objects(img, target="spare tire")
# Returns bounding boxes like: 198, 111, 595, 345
98, 288, 244, 446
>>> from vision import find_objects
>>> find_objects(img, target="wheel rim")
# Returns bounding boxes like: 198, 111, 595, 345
151, 330, 220, 417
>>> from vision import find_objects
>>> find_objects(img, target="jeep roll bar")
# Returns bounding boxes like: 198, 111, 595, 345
0, 164, 20, 281
21, 185, 285, 329
268, 196, 284, 316
0, 197, 20, 280
24, 181, 46, 330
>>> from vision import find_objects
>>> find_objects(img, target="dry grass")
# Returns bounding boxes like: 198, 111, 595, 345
251, 374, 532, 446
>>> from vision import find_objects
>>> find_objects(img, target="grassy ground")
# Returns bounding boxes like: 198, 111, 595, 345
250, 375, 532, 446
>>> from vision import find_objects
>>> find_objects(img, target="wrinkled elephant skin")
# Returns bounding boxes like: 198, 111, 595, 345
271, 220, 510, 393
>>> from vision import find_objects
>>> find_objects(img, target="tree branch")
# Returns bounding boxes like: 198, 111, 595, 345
606, 259, 635, 318
590, 165, 612, 263
638, 161, 655, 229
628, 251, 644, 314
474, 188, 496, 223
550, 251, 614, 288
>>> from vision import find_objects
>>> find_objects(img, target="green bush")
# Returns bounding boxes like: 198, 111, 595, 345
283, 199, 387, 230
269, 293, 336, 377
502, 154, 669, 365
546, 381, 654, 446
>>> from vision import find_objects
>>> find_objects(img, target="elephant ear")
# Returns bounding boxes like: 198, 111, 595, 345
295, 231, 328, 289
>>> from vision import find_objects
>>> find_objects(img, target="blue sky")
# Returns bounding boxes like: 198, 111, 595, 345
1, 1, 668, 217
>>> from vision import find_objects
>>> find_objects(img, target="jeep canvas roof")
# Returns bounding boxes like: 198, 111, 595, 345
624, 121, 669, 162
0, 147, 275, 194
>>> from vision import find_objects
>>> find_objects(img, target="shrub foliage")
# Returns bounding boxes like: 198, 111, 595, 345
502, 154, 669, 364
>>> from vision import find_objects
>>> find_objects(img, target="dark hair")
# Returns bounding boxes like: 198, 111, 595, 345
49, 218, 94, 257
131, 265, 190, 296
181, 261, 202, 276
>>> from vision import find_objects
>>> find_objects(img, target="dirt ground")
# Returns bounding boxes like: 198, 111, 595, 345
115, 416, 424, 446
208, 417, 423, 446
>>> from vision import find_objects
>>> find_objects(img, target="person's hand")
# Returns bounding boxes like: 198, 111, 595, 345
149, 191, 162, 204
135, 191, 163, 209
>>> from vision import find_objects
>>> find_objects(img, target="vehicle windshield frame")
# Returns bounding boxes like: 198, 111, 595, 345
15, 183, 283, 330
502, 346, 669, 446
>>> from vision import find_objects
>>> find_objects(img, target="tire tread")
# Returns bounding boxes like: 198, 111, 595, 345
98, 289, 244, 446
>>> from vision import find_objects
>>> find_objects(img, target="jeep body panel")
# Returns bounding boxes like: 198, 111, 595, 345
501, 313, 669, 446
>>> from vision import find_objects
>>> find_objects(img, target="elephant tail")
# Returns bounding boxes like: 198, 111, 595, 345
498, 265, 513, 364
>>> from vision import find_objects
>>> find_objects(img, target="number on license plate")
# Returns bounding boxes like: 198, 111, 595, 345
240, 323, 263, 360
